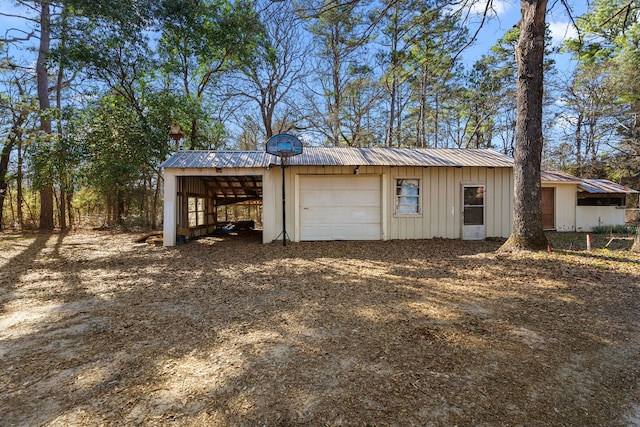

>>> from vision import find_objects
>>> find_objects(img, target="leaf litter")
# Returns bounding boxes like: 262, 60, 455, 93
0, 230, 639, 426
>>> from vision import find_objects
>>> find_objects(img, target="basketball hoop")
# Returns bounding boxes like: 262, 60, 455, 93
266, 134, 303, 246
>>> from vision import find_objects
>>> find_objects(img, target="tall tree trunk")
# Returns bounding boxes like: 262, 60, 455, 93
37, 1, 54, 231
500, 0, 549, 252
66, 191, 73, 229
17, 140, 23, 227
575, 113, 583, 175
434, 92, 439, 149
0, 139, 12, 231
152, 170, 162, 229
417, 65, 428, 148
385, 5, 399, 148
117, 188, 125, 225
56, 5, 68, 230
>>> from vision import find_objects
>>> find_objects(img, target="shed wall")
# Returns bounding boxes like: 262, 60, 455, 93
542, 183, 577, 232
576, 206, 627, 231
262, 165, 513, 242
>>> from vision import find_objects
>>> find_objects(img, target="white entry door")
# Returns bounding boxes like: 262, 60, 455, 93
462, 185, 485, 240
299, 175, 381, 240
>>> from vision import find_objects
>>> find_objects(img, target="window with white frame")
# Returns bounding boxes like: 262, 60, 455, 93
395, 179, 420, 214
188, 197, 205, 227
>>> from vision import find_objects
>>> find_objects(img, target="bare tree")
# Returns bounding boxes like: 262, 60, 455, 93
229, 0, 309, 140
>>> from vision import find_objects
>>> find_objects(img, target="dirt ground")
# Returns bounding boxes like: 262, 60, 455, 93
1, 230, 639, 426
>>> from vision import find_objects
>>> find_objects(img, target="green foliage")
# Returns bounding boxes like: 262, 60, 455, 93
72, 187, 105, 214
560, 0, 640, 189
80, 94, 158, 193
591, 225, 637, 235
155, 0, 263, 148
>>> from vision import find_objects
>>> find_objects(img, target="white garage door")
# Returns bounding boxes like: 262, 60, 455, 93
299, 175, 381, 241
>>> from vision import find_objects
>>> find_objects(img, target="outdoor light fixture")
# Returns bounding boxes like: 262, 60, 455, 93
353, 166, 360, 175
266, 133, 303, 246
215, 167, 222, 173
169, 122, 183, 151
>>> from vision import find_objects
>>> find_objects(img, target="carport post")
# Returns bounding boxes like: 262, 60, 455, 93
163, 170, 177, 246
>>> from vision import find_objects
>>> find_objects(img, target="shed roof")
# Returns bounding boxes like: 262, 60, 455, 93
161, 150, 272, 169
540, 171, 581, 183
161, 147, 514, 169
579, 179, 638, 194
541, 171, 638, 194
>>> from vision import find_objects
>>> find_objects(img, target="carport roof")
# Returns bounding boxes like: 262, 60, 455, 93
161, 147, 515, 169
542, 171, 638, 194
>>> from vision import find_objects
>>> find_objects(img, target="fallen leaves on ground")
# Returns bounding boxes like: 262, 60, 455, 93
1, 230, 639, 426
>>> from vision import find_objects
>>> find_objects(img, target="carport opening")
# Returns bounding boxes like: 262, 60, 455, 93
176, 175, 263, 242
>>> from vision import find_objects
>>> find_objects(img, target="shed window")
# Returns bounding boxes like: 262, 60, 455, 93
396, 179, 420, 214
188, 197, 205, 227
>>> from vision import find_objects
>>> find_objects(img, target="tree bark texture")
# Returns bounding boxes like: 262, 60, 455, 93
500, 0, 549, 251
0, 140, 12, 230
37, 1, 55, 231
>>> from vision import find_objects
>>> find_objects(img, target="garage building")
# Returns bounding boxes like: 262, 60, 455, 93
161, 147, 515, 245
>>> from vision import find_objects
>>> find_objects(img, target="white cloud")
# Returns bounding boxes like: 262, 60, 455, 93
469, 0, 514, 18
548, 21, 578, 47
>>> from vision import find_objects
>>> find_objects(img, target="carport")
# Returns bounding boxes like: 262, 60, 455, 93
161, 151, 272, 245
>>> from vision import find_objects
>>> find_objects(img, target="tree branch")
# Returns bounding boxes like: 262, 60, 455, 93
0, 30, 36, 43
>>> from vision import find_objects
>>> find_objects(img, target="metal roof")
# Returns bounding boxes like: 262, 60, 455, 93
578, 179, 638, 194
161, 150, 272, 169
542, 171, 638, 194
161, 147, 514, 169
540, 171, 582, 183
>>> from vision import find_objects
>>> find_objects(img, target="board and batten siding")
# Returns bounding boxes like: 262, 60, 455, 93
261, 165, 513, 242
388, 166, 513, 240
541, 183, 577, 232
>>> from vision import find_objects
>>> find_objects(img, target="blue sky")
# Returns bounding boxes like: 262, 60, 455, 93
463, 0, 585, 73
0, 0, 586, 69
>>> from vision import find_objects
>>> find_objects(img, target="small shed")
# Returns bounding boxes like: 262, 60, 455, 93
541, 171, 638, 232
161, 147, 515, 245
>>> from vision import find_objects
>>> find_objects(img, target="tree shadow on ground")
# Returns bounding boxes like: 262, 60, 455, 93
1, 233, 639, 426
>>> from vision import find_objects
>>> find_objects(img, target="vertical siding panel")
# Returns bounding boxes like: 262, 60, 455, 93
397, 167, 406, 239
450, 167, 460, 238
388, 167, 396, 239
411, 168, 424, 239
497, 168, 506, 237
508, 168, 515, 236
429, 167, 442, 237
421, 168, 430, 239
478, 167, 488, 238
486, 168, 497, 237
462, 167, 470, 182
438, 168, 448, 237
392, 167, 398, 240
504, 168, 513, 237
381, 172, 388, 240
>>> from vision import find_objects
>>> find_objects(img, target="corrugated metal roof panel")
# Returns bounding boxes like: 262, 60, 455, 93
161, 150, 272, 168
287, 147, 513, 167
540, 171, 582, 183
542, 171, 638, 194
579, 179, 638, 194
161, 147, 514, 169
